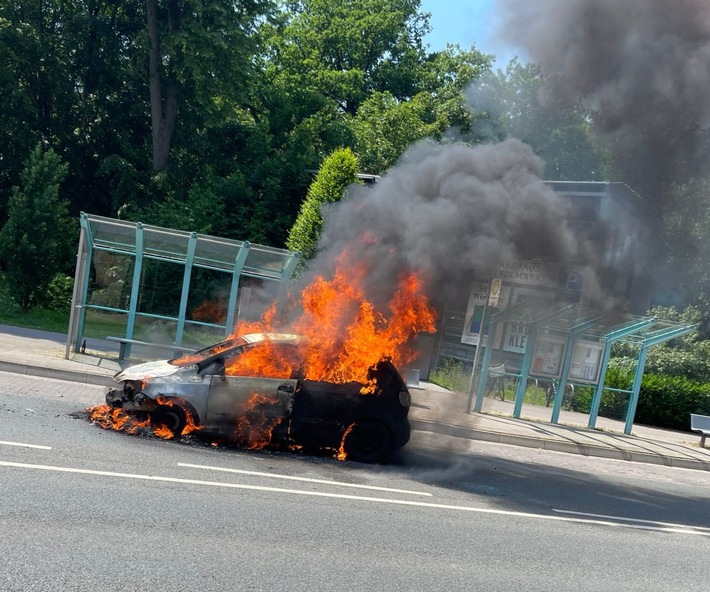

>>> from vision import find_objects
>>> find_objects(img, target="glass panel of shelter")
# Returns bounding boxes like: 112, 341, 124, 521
474, 301, 694, 433
69, 214, 300, 359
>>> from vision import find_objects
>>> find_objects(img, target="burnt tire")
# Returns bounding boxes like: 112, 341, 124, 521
343, 420, 392, 464
150, 405, 186, 438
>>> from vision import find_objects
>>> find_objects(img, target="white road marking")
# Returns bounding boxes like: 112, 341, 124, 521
1, 460, 708, 537
0, 440, 52, 450
553, 509, 710, 532
177, 462, 432, 496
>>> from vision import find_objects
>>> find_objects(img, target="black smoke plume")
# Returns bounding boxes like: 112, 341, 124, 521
499, 0, 710, 204
294, 139, 594, 313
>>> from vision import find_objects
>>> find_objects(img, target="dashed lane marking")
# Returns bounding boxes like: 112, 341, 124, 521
0, 440, 52, 450
177, 462, 432, 496
553, 509, 710, 532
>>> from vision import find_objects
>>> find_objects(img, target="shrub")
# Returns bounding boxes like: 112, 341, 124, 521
286, 147, 361, 259
635, 374, 710, 430
43, 273, 74, 312
593, 367, 710, 430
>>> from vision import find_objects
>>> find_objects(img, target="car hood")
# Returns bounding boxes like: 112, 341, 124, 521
113, 360, 184, 382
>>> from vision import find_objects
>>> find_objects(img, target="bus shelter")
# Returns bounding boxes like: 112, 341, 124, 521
66, 213, 300, 360
472, 300, 695, 434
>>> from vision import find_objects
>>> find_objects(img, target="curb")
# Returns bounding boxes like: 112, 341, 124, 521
409, 419, 710, 472
0, 360, 114, 387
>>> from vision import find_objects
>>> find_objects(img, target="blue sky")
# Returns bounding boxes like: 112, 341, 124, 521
419, 0, 522, 66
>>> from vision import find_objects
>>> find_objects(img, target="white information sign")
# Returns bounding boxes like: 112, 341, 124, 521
530, 336, 566, 378
569, 340, 604, 383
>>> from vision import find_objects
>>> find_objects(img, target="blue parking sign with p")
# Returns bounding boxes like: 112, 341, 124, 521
563, 270, 584, 291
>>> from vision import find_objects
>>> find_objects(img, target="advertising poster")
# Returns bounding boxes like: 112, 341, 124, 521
531, 336, 566, 378
461, 282, 509, 345
569, 340, 604, 383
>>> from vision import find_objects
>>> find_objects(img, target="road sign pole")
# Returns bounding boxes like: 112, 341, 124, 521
466, 279, 501, 414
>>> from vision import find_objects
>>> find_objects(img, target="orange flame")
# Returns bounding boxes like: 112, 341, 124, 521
87, 404, 150, 435
230, 261, 437, 386
155, 397, 202, 436
87, 398, 201, 439
175, 340, 235, 366
191, 299, 227, 324
337, 423, 356, 461
233, 392, 283, 449
225, 339, 299, 379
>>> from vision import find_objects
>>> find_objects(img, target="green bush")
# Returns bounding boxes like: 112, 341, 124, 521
591, 367, 710, 429
43, 273, 74, 312
286, 147, 361, 259
635, 374, 710, 430
597, 367, 632, 420
567, 385, 594, 413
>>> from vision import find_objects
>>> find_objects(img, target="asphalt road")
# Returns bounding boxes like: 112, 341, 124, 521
1, 372, 709, 592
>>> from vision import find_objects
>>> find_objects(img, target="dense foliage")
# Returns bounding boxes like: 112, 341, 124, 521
0, 0, 512, 256
0, 144, 76, 310
609, 305, 710, 382
575, 368, 710, 432
286, 147, 360, 258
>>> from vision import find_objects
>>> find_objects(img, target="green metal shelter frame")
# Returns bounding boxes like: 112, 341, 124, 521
66, 213, 300, 359
472, 300, 695, 435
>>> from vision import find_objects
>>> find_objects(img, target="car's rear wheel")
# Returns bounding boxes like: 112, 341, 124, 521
343, 420, 392, 463
150, 405, 186, 438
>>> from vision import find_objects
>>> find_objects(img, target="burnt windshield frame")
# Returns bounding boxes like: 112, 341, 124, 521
168, 337, 246, 366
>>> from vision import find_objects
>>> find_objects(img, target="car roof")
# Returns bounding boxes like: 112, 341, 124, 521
240, 333, 301, 345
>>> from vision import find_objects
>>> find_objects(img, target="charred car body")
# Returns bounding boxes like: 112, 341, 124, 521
106, 333, 412, 463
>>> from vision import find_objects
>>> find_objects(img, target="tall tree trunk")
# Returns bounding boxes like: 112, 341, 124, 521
146, 0, 178, 171
35, 0, 53, 134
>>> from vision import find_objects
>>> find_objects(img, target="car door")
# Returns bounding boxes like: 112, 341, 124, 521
289, 380, 362, 448
203, 342, 299, 445
207, 340, 301, 448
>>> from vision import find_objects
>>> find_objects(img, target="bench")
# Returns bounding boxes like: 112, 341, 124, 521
690, 414, 710, 448
106, 336, 195, 361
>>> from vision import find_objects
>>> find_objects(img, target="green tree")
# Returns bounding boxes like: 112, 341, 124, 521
469, 59, 608, 181
0, 143, 76, 310
351, 44, 492, 173
351, 91, 439, 173
656, 177, 710, 307
286, 147, 360, 258
145, 0, 274, 171
419, 44, 493, 134
0, 1, 151, 222
265, 0, 431, 116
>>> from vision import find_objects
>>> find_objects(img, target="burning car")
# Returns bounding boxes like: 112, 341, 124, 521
104, 333, 412, 463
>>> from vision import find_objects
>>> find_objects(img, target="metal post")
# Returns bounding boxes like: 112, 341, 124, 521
65, 223, 87, 358
513, 327, 537, 418
588, 340, 612, 429
279, 252, 301, 300
624, 345, 648, 435
174, 232, 197, 348
474, 328, 496, 413
224, 242, 250, 336
124, 223, 145, 359
466, 301, 488, 413
550, 334, 576, 424
74, 213, 94, 355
